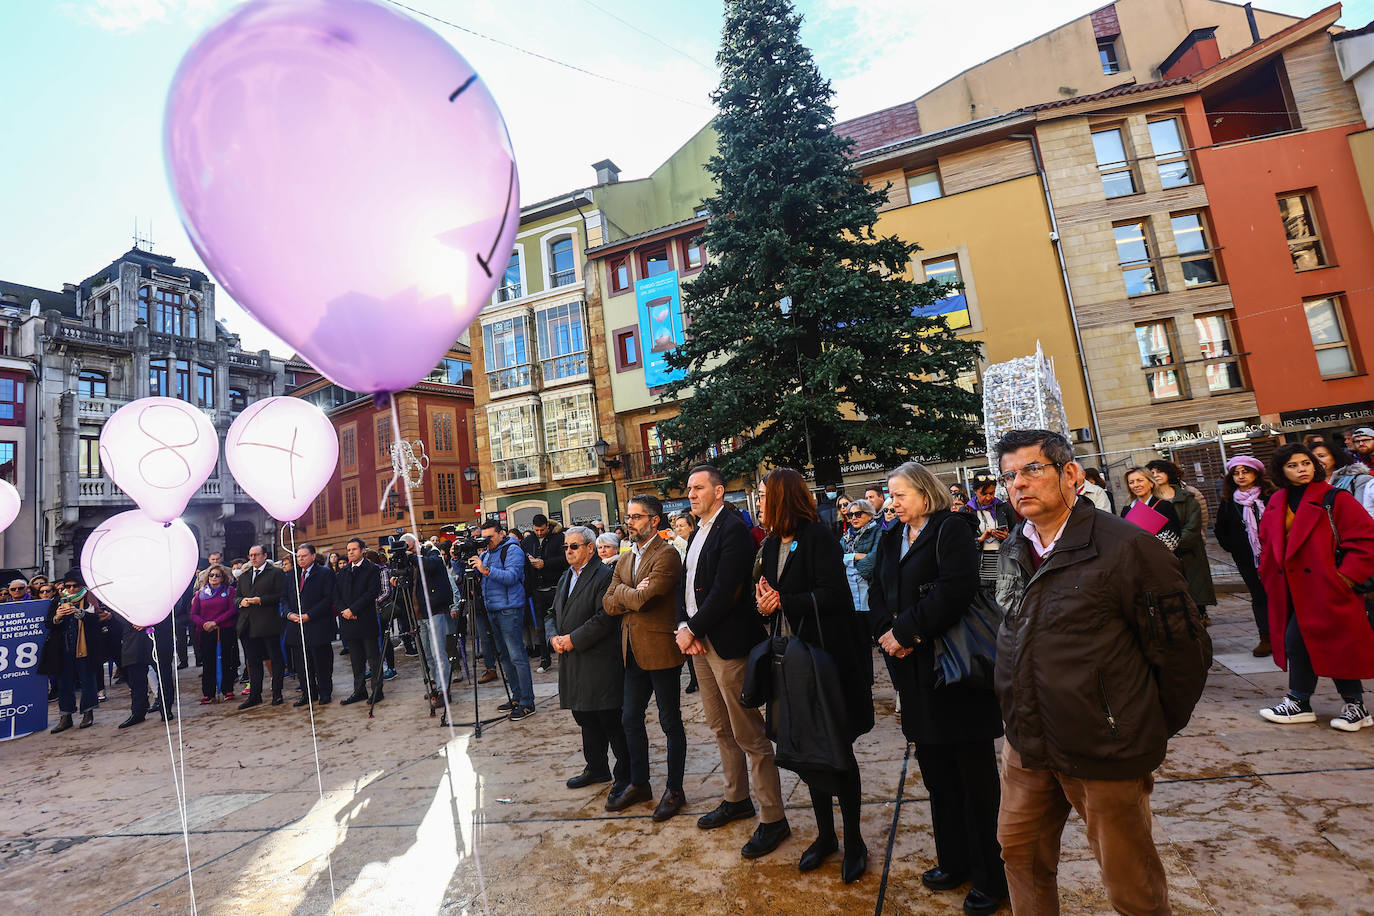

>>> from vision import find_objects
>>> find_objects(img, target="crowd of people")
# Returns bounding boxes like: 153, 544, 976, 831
23, 423, 1374, 913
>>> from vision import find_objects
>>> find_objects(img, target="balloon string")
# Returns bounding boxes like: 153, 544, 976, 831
150, 634, 197, 916
282, 521, 337, 905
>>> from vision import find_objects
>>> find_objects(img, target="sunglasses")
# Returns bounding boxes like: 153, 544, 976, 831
564, 542, 588, 550
845, 510, 868, 518
884, 508, 897, 514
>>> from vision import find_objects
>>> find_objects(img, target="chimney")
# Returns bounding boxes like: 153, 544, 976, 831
1244, 3, 1261, 43
592, 159, 620, 184
1159, 27, 1220, 79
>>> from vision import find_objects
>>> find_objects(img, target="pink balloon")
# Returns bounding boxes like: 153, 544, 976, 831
0, 480, 18, 534
99, 398, 220, 523
226, 397, 339, 521
81, 511, 198, 627
164, 0, 520, 396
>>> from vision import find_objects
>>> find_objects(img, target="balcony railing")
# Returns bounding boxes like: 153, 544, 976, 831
620, 450, 671, 482
78, 476, 248, 504
227, 351, 263, 369
486, 363, 535, 395
540, 352, 588, 383
56, 325, 131, 349
497, 283, 522, 302
548, 445, 599, 480
550, 268, 577, 288
492, 454, 545, 487
76, 396, 129, 422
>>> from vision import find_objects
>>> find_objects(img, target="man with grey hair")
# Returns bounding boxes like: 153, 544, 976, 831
5, 579, 30, 602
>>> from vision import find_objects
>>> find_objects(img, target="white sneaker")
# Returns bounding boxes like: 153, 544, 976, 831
1331, 702, 1373, 732
1260, 695, 1316, 724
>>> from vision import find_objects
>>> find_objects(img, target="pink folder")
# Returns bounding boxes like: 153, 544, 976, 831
1124, 500, 1169, 535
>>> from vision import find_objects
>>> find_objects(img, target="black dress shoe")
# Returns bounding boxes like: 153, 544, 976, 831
742, 818, 790, 859
293, 697, 311, 708
799, 835, 838, 872
963, 888, 1006, 916
605, 783, 652, 812
652, 789, 687, 822
317, 696, 331, 705
271, 696, 285, 706
922, 867, 968, 891
177, 661, 188, 670
238, 697, 262, 710
842, 841, 868, 884
697, 798, 756, 830
79, 711, 94, 729
339, 694, 367, 706
566, 769, 613, 790
160, 711, 175, 722
118, 715, 145, 729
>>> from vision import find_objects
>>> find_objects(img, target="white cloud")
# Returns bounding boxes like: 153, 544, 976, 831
59, 0, 228, 33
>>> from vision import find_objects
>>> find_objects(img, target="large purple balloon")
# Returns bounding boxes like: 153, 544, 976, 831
164, 0, 519, 396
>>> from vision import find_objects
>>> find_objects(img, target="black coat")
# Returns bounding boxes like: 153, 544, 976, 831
283, 562, 337, 647
118, 616, 153, 667
554, 560, 621, 711
1213, 496, 1262, 568
869, 511, 1004, 744
760, 521, 874, 741
335, 560, 382, 639
234, 563, 285, 639
679, 506, 766, 659
37, 596, 102, 677
522, 528, 568, 591
408, 549, 454, 617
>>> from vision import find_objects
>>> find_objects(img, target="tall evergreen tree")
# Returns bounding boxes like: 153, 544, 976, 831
658, 0, 982, 487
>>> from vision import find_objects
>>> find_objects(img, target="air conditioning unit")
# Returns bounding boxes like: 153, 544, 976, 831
1074, 427, 1093, 443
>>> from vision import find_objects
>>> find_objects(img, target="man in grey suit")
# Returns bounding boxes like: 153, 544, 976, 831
235, 544, 286, 708
550, 525, 626, 790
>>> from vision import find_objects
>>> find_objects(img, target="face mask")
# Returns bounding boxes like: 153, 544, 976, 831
825, 491, 836, 500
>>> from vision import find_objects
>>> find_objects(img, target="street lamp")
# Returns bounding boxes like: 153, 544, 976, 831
462, 464, 480, 524
593, 438, 622, 525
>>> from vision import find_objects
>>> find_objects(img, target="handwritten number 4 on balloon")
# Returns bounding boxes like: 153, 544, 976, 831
451, 76, 514, 280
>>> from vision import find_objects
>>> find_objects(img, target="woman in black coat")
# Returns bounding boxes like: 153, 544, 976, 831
1213, 455, 1277, 657
871, 462, 1007, 916
756, 469, 874, 884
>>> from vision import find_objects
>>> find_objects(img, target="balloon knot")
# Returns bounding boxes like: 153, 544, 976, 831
372, 392, 393, 410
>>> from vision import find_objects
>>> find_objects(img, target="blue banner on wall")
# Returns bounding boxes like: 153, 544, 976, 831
635, 270, 687, 388
0, 599, 49, 740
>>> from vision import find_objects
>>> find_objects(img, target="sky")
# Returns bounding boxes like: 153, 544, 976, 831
2, 0, 1370, 354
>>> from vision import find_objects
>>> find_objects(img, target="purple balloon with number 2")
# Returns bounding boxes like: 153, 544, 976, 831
164, 0, 519, 396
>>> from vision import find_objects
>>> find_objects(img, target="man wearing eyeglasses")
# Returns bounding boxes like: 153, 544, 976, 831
549, 525, 624, 791
992, 429, 1211, 916
1349, 427, 1374, 469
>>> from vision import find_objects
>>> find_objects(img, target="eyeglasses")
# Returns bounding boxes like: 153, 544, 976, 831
208, 573, 223, 578
996, 461, 1062, 488
845, 510, 868, 518
624, 513, 650, 521
883, 508, 897, 514
564, 542, 588, 550
7, 586, 25, 592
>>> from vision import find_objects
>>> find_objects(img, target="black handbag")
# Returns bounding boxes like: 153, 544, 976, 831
772, 595, 854, 777
924, 520, 1005, 690
740, 611, 783, 709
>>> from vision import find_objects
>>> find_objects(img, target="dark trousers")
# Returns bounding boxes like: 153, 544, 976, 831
380, 620, 395, 670
152, 621, 176, 711
198, 625, 240, 697
126, 663, 149, 719
1234, 554, 1269, 641
1286, 612, 1363, 701
474, 609, 497, 670
174, 612, 192, 666
57, 649, 99, 715
531, 587, 556, 660
346, 635, 383, 698
621, 645, 686, 792
243, 633, 286, 700
571, 707, 630, 784
292, 642, 334, 701
913, 739, 1008, 898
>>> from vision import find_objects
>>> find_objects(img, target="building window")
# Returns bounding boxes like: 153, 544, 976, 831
609, 256, 630, 293
1149, 118, 1193, 188
680, 237, 704, 272
0, 372, 25, 425
78, 370, 108, 399
430, 410, 455, 455
638, 244, 671, 279
1278, 193, 1327, 271
482, 316, 533, 392
1092, 127, 1137, 198
196, 364, 214, 409
536, 302, 588, 382
1194, 313, 1245, 393
143, 288, 198, 337
1099, 38, 1121, 75
138, 287, 150, 325
228, 387, 247, 412
1304, 296, 1356, 377
376, 414, 392, 460
1114, 221, 1160, 296
436, 471, 458, 513
1135, 321, 1185, 400
344, 483, 359, 528
341, 425, 357, 475
499, 250, 522, 301
918, 257, 971, 330
906, 169, 942, 204
612, 326, 640, 372
379, 476, 401, 517
1170, 212, 1219, 286
313, 494, 328, 531
488, 402, 542, 484
148, 359, 212, 405
548, 236, 576, 288
0, 442, 15, 483
426, 358, 473, 386
543, 390, 598, 478
79, 436, 101, 478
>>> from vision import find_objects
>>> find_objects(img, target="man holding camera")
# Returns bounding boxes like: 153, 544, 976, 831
522, 514, 567, 672
393, 533, 457, 701
470, 519, 535, 719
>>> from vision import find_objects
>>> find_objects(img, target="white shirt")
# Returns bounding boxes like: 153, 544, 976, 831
567, 560, 587, 594
683, 504, 725, 621
630, 538, 652, 581
1022, 500, 1076, 558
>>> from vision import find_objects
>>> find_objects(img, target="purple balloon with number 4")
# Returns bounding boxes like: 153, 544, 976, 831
164, 0, 519, 396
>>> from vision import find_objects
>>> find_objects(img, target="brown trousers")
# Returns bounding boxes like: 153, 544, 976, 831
998, 745, 1171, 916
694, 637, 785, 823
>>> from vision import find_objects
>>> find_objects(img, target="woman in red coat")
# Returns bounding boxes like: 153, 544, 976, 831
1258, 443, 1374, 731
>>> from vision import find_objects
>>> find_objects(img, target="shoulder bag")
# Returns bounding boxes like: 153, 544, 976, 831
924, 518, 1005, 690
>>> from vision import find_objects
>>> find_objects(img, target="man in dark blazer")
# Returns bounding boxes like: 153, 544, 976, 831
549, 525, 624, 791
283, 542, 337, 706
235, 544, 285, 708
675, 465, 789, 859
337, 537, 383, 706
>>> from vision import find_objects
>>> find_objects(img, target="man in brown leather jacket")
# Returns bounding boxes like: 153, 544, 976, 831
993, 430, 1212, 916
603, 494, 687, 821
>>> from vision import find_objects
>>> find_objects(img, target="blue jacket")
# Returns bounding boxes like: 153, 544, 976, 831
480, 536, 527, 611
